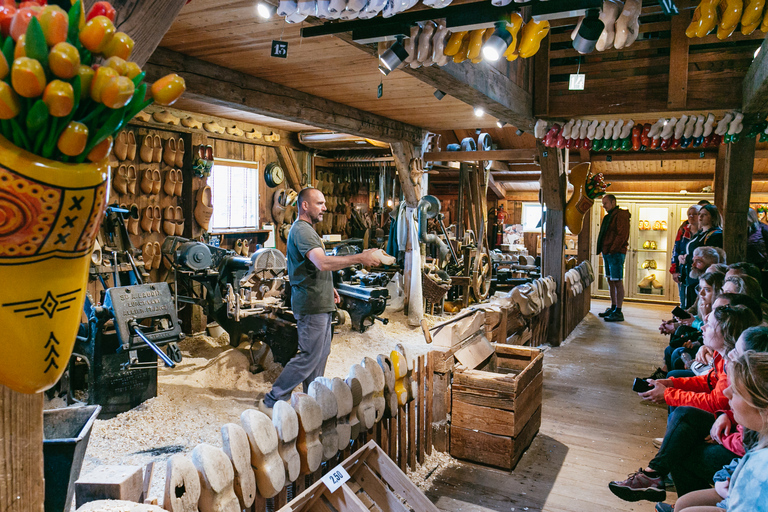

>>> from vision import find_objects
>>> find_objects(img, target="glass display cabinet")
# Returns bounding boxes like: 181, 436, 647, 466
591, 194, 713, 303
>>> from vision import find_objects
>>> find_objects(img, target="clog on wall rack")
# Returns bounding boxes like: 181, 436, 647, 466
570, 0, 643, 51
533, 112, 768, 151
686, 0, 768, 39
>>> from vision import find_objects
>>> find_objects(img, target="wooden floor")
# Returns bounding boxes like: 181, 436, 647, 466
425, 300, 675, 512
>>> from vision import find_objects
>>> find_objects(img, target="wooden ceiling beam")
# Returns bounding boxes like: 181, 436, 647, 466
667, 9, 690, 109
488, 175, 506, 199
589, 150, 719, 162
742, 36, 768, 114
492, 172, 768, 182
110, 0, 187, 67
144, 48, 424, 144
424, 149, 537, 162
327, 30, 535, 131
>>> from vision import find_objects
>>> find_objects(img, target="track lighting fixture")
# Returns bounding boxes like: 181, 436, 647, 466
516, 128, 524, 136
496, 120, 509, 129
379, 36, 409, 75
572, 8, 604, 54
482, 22, 514, 62
256, 2, 276, 19
474, 107, 484, 117
434, 89, 447, 100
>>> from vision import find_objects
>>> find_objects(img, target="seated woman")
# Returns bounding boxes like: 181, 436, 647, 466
664, 272, 724, 374
673, 350, 768, 511
608, 304, 759, 503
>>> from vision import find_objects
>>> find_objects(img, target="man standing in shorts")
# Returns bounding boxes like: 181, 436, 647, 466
596, 194, 631, 322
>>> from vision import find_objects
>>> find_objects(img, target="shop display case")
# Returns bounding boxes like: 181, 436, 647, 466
591, 194, 713, 303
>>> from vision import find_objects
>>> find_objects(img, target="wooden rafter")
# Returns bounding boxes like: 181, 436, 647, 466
109, 0, 187, 66
144, 48, 424, 145
742, 36, 768, 114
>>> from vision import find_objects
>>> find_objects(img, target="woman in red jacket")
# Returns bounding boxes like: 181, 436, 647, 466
608, 304, 759, 503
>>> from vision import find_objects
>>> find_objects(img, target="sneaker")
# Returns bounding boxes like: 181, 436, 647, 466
599, 306, 616, 318
604, 310, 625, 322
648, 368, 667, 381
608, 469, 666, 502
258, 398, 273, 419
652, 437, 664, 449
655, 503, 673, 512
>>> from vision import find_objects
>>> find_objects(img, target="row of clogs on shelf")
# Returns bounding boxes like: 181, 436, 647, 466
534, 112, 762, 151
565, 260, 594, 297
156, 346, 419, 510
571, 0, 642, 52
510, 276, 557, 317
687, 0, 768, 39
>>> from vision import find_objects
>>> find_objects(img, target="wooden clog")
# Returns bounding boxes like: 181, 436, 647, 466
290, 393, 323, 475
164, 454, 201, 512
240, 409, 286, 498
195, 185, 213, 231
190, 444, 240, 512
221, 423, 256, 510
272, 400, 300, 483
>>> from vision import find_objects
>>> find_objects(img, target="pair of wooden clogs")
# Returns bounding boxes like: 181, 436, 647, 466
163, 137, 185, 167
113, 165, 137, 195
112, 130, 137, 161
163, 206, 185, 237
142, 241, 163, 271
163, 168, 184, 197
233, 239, 250, 257
140, 169, 162, 195
140, 134, 163, 164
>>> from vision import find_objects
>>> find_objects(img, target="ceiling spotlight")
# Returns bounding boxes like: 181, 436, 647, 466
515, 128, 524, 136
256, 2, 276, 19
482, 22, 513, 62
474, 106, 484, 117
434, 89, 446, 100
572, 9, 604, 54
379, 36, 409, 76
496, 120, 510, 129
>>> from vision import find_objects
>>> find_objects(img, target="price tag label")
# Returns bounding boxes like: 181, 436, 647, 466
271, 40, 288, 58
377, 82, 383, 99
321, 465, 350, 493
568, 73, 585, 91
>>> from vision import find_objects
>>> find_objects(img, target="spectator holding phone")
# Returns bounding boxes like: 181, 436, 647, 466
608, 305, 759, 503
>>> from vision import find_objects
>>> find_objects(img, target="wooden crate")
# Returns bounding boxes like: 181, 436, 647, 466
279, 440, 439, 512
450, 345, 543, 469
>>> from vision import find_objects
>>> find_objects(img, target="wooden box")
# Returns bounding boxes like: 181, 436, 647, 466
280, 441, 438, 512
450, 345, 543, 469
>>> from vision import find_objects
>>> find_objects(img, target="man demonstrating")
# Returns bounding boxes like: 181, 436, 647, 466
260, 187, 380, 414
596, 194, 631, 322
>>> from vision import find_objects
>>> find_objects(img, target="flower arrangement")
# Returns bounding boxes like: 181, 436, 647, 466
0, 0, 185, 163
585, 171, 609, 199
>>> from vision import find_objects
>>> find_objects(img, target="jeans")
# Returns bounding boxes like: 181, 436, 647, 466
264, 312, 333, 406
649, 406, 739, 496
603, 252, 626, 281
664, 346, 698, 372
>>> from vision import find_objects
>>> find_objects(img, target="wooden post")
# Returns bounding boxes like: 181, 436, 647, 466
424, 353, 434, 456
577, 148, 592, 265
398, 406, 407, 472
533, 34, 550, 117
416, 355, 425, 465
714, 143, 727, 213
722, 133, 756, 263
0, 385, 44, 512
667, 10, 690, 109
537, 142, 566, 346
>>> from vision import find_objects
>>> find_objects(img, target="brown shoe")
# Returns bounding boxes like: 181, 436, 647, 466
175, 139, 185, 167
164, 168, 177, 196
140, 134, 153, 163
152, 205, 161, 233
127, 203, 140, 235
153, 241, 161, 269
142, 242, 154, 271
113, 164, 128, 195
114, 130, 128, 161
151, 169, 162, 194
140, 168, 154, 194
141, 206, 154, 233
163, 205, 176, 236
195, 185, 213, 231
126, 165, 137, 195
163, 137, 177, 167
126, 131, 137, 160
153, 134, 162, 163
174, 168, 183, 197
175, 206, 185, 236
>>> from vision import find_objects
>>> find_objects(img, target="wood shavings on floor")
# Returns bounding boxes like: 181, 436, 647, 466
406, 448, 459, 492
74, 309, 445, 507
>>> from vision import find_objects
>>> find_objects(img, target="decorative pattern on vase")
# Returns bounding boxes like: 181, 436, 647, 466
0, 135, 108, 394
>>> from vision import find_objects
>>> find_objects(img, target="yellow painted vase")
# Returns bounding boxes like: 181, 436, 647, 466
0, 135, 108, 394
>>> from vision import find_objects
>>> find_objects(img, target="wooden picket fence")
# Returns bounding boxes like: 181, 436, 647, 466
250, 352, 437, 511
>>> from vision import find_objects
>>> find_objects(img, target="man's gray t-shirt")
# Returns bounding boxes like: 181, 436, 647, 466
286, 220, 335, 315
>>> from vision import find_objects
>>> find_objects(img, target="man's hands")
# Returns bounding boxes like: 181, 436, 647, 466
333, 288, 341, 304
640, 379, 671, 404
358, 248, 383, 267
710, 413, 732, 445
659, 319, 677, 335
714, 479, 730, 499
672, 273, 680, 283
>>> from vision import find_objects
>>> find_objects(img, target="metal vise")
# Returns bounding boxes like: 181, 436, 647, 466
70, 282, 184, 418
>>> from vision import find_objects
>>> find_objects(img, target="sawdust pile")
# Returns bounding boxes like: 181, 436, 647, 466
77, 311, 444, 507
406, 448, 459, 492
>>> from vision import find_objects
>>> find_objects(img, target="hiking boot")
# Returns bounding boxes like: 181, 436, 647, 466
655, 503, 673, 512
647, 367, 667, 381
599, 306, 616, 318
604, 310, 625, 322
608, 469, 666, 502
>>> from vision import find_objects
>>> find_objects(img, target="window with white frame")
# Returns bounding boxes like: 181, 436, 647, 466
521, 202, 546, 232
209, 161, 259, 232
